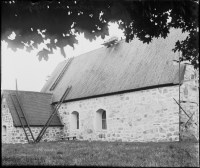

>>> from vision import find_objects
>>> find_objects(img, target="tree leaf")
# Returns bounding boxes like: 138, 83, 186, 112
60, 47, 66, 58
36, 48, 51, 61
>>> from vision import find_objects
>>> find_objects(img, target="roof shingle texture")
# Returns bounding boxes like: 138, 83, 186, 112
2, 90, 63, 127
41, 28, 187, 102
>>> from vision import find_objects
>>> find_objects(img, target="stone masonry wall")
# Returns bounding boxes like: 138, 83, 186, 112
1, 98, 63, 144
58, 85, 181, 142
180, 65, 199, 141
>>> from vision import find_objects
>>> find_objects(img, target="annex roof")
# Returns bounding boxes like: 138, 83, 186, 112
2, 90, 63, 127
41, 28, 187, 103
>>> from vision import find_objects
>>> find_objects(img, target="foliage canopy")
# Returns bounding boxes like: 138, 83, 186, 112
1, 0, 199, 68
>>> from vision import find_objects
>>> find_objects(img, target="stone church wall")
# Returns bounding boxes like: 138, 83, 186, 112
1, 98, 63, 144
58, 85, 181, 142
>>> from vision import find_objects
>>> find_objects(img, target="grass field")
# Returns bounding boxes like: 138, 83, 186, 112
2, 140, 199, 166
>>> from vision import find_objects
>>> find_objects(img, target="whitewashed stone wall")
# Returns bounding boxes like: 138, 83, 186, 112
180, 65, 199, 141
1, 98, 63, 144
58, 86, 181, 142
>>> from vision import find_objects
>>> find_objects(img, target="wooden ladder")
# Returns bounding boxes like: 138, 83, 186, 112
9, 92, 35, 143
50, 58, 73, 91
35, 86, 72, 143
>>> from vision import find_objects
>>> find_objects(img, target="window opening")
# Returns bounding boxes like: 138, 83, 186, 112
2, 125, 7, 136
71, 111, 79, 130
102, 111, 107, 129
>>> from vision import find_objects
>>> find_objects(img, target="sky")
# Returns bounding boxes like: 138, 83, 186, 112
1, 23, 125, 92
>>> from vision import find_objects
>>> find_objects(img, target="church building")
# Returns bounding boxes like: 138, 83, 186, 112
2, 28, 199, 143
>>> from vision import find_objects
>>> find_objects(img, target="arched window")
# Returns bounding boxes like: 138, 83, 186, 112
102, 111, 107, 130
2, 125, 7, 136
71, 111, 79, 130
96, 109, 107, 130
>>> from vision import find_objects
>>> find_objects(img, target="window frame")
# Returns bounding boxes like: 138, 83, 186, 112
102, 110, 107, 130
71, 111, 79, 130
95, 109, 107, 131
77, 113, 79, 129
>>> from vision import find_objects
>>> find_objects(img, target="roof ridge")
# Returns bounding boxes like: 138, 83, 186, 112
58, 39, 126, 64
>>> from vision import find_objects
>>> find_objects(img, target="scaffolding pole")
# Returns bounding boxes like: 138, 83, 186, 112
178, 51, 181, 141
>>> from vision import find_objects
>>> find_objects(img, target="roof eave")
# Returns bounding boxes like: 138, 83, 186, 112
51, 83, 179, 104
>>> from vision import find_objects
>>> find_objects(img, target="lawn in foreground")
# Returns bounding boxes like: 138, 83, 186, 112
2, 140, 199, 166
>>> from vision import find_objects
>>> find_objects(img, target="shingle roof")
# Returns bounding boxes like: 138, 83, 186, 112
41, 28, 187, 103
2, 90, 63, 127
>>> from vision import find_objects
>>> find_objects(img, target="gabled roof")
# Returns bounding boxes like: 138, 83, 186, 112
2, 90, 63, 127
41, 28, 187, 103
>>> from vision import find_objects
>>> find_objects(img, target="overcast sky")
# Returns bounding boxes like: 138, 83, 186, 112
1, 23, 125, 92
